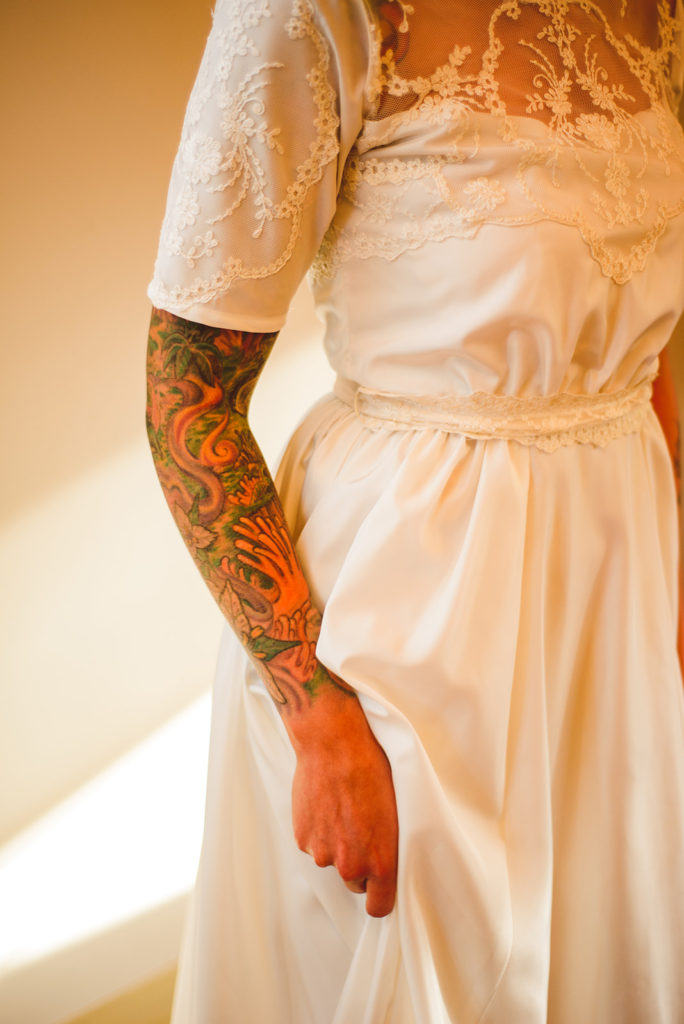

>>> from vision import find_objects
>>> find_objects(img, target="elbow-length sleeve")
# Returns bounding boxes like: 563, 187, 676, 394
147, 0, 373, 331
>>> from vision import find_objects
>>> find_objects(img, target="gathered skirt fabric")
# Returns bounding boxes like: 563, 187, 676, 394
171, 393, 684, 1024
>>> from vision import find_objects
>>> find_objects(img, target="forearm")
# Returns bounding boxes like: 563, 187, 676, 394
652, 345, 681, 506
652, 344, 683, 673
145, 307, 354, 737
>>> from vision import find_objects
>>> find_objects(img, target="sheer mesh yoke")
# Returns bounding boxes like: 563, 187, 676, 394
369, 0, 680, 121
312, 0, 684, 287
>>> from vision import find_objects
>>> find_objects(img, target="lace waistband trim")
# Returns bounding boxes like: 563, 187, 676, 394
333, 375, 655, 453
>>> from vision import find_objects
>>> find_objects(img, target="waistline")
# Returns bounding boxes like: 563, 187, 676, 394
333, 375, 655, 453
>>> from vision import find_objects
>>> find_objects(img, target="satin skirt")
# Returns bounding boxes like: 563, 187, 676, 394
171, 393, 684, 1024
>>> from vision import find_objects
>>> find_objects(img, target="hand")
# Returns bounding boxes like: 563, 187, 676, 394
288, 680, 399, 918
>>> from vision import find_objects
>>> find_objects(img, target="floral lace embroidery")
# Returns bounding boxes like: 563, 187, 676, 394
152, 0, 340, 312
333, 373, 656, 453
312, 0, 684, 285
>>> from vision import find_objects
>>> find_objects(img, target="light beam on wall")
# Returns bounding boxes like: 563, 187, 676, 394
0, 695, 210, 975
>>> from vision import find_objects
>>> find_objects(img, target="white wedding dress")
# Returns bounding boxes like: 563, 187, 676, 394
148, 2, 684, 1020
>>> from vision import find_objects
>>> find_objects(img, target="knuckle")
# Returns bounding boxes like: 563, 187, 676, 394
313, 848, 332, 868
335, 851, 365, 883
368, 858, 393, 882
338, 861, 363, 883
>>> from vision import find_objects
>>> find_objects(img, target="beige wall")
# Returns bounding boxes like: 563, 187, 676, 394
1, 0, 212, 524
1, 0, 216, 841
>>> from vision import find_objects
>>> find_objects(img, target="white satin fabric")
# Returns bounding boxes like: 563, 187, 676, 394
161, 2, 684, 1021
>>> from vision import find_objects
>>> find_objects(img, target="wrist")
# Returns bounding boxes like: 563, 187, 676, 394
282, 662, 362, 754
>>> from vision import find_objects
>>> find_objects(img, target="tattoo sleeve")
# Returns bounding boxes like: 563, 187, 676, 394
652, 345, 684, 677
146, 307, 352, 716
652, 346, 682, 509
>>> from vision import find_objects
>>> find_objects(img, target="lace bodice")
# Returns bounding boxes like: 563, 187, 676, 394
148, 0, 684, 399
313, 0, 684, 285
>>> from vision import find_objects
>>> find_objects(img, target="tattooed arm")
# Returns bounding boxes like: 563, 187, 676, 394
146, 307, 398, 916
652, 344, 683, 675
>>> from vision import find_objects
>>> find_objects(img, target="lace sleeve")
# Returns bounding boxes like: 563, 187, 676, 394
147, 0, 373, 331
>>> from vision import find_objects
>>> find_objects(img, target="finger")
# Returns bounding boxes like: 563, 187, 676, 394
365, 874, 397, 918
297, 840, 333, 869
343, 878, 367, 895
